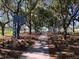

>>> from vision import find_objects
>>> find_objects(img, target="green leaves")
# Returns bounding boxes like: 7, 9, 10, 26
67, 0, 72, 5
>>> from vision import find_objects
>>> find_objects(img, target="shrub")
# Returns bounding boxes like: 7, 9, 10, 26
0, 39, 35, 51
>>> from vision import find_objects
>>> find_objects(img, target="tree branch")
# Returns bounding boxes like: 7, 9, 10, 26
16, 0, 22, 13
67, 5, 79, 28
1, 0, 14, 13
4, 11, 10, 25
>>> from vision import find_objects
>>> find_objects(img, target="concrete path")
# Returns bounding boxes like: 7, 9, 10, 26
18, 33, 50, 59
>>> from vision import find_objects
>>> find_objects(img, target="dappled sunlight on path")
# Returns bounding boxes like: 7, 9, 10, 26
19, 52, 50, 59
18, 33, 55, 59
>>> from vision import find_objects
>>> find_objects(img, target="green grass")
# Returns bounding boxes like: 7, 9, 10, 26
0, 27, 12, 36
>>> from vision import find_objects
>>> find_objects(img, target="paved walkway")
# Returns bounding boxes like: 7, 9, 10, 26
18, 33, 51, 59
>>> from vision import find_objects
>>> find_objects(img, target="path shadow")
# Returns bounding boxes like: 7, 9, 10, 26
0, 49, 23, 59
26, 47, 49, 54
18, 55, 27, 59
25, 39, 49, 54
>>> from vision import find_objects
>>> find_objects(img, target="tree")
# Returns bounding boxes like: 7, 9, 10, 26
32, 0, 62, 33
0, 11, 10, 36
49, 0, 79, 39
24, 0, 39, 34
32, 7, 49, 32
1, 0, 25, 38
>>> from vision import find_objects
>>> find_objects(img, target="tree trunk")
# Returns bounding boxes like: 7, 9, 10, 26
29, 22, 32, 34
63, 20, 67, 40
34, 27, 39, 33
29, 11, 32, 35
1, 25, 5, 36
64, 28, 67, 39
53, 27, 56, 33
73, 19, 75, 32
58, 27, 61, 33
17, 23, 21, 39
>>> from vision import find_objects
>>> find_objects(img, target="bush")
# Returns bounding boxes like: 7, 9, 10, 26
0, 39, 35, 51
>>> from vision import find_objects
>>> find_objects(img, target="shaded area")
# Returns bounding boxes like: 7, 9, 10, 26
0, 49, 23, 59
26, 41, 49, 54
48, 35, 79, 59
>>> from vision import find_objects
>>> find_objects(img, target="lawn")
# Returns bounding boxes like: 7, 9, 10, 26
0, 27, 12, 36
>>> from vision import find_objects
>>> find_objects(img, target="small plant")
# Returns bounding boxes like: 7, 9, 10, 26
26, 40, 34, 46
